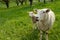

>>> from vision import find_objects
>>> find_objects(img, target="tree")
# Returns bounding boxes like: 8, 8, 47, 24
16, 0, 27, 6
2, 0, 9, 8
29, 0, 33, 6
16, 0, 19, 6
51, 0, 54, 2
39, 0, 46, 3
38, 0, 40, 2
44, 0, 46, 3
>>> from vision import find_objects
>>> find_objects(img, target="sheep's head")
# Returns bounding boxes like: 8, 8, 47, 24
34, 8, 50, 21
29, 8, 50, 23
29, 11, 39, 23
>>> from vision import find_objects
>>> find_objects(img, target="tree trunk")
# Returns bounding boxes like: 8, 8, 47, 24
16, 0, 19, 6
3, 0, 9, 8
5, 1, 9, 8
29, 0, 33, 6
25, 0, 27, 4
51, 0, 53, 2
38, 0, 40, 2
20, 0, 24, 5
44, 0, 46, 3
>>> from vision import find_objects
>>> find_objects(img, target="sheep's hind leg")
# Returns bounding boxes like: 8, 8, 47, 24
40, 30, 43, 40
45, 31, 49, 40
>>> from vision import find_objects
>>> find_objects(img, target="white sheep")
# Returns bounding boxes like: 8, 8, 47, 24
29, 8, 55, 40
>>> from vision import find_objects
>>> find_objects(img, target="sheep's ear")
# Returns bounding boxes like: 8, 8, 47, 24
34, 9, 37, 12
46, 9, 50, 13
33, 9, 37, 14
28, 12, 33, 17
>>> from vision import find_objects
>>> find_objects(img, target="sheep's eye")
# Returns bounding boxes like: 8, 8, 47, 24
43, 11, 45, 13
36, 17, 38, 18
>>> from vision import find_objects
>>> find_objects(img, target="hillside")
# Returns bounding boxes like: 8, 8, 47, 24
0, 1, 60, 40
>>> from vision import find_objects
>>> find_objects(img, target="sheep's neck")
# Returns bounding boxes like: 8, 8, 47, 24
38, 14, 49, 31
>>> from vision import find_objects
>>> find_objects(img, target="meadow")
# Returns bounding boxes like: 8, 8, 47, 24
0, 0, 60, 40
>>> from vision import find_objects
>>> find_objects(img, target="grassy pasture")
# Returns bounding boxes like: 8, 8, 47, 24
0, 1, 60, 40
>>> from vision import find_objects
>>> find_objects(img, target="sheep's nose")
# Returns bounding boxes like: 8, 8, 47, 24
36, 17, 39, 21
36, 19, 39, 21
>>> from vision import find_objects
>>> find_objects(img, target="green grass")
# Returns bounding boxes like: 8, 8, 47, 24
0, 1, 60, 40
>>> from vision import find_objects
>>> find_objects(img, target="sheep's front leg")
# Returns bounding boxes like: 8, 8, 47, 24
45, 31, 48, 40
40, 30, 43, 40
